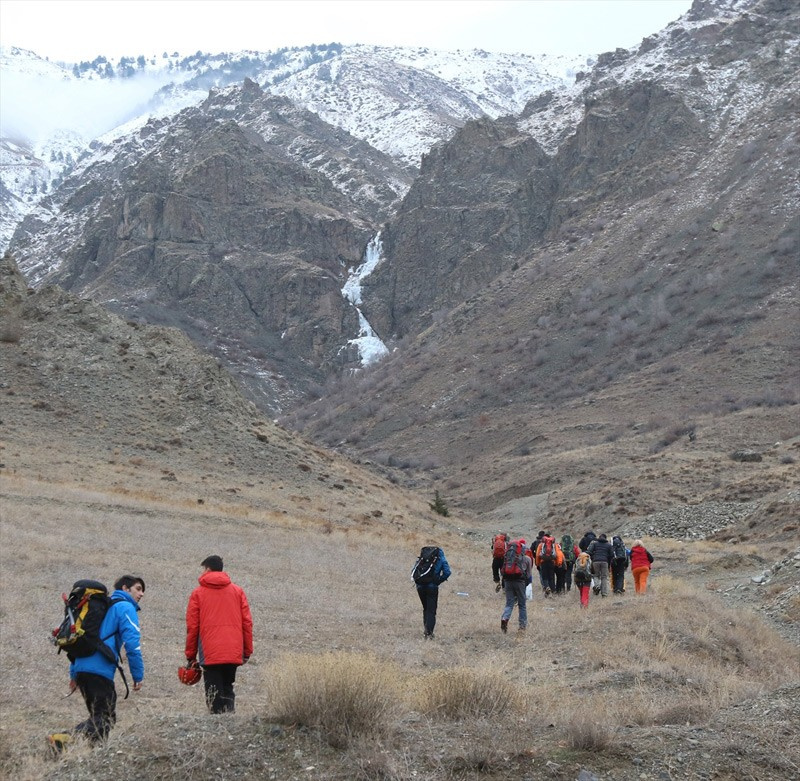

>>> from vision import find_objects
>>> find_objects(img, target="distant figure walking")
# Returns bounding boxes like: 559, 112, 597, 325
535, 533, 564, 596
610, 535, 630, 594
573, 551, 593, 608
559, 534, 579, 593
412, 545, 451, 639
629, 540, 655, 595
500, 539, 533, 636
491, 533, 509, 592
587, 533, 614, 597
185, 555, 253, 714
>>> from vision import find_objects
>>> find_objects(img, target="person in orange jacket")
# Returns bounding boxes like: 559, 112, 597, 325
185, 555, 253, 714
534, 533, 564, 596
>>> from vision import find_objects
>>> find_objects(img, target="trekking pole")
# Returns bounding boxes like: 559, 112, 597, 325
61, 689, 75, 699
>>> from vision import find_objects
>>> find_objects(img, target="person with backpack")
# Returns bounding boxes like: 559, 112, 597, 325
491, 532, 509, 592
610, 535, 630, 594
629, 540, 655, 594
578, 530, 596, 551
412, 544, 451, 639
49, 576, 145, 751
573, 551, 593, 608
500, 539, 533, 635
587, 533, 614, 597
557, 533, 579, 593
185, 555, 253, 714
534, 533, 564, 596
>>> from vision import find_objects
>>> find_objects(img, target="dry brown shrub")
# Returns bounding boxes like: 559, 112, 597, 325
265, 651, 403, 747
416, 665, 522, 719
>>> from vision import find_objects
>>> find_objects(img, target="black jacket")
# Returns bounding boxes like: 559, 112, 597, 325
588, 538, 614, 565
578, 532, 596, 551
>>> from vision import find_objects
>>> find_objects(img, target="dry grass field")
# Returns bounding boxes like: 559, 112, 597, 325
2, 465, 798, 781
2, 261, 798, 779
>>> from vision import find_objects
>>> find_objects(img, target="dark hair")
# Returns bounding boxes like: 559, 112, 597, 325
202, 555, 223, 572
115, 575, 146, 592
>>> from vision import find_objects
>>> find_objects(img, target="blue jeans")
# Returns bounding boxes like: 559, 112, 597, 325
501, 580, 527, 629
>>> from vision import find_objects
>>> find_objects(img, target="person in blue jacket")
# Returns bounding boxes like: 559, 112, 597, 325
412, 545, 451, 640
55, 575, 146, 747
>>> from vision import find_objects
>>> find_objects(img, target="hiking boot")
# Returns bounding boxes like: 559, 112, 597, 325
593, 586, 601, 595
495, 582, 502, 592
47, 733, 71, 754
500, 619, 508, 634
544, 587, 551, 597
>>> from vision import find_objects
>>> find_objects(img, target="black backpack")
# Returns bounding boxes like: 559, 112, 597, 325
612, 537, 628, 565
412, 547, 440, 585
51, 580, 129, 696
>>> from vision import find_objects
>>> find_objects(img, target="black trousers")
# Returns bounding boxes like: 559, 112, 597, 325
539, 561, 556, 592
75, 672, 117, 743
203, 664, 237, 713
417, 586, 439, 636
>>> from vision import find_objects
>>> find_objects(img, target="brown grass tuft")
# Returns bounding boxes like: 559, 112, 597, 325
265, 652, 402, 748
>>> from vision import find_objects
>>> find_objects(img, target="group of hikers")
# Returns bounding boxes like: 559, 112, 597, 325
412, 531, 654, 638
48, 555, 252, 753
52, 536, 653, 752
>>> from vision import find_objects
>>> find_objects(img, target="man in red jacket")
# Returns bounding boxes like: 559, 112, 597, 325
185, 555, 253, 714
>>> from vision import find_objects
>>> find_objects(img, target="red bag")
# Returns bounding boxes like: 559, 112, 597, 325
492, 533, 508, 558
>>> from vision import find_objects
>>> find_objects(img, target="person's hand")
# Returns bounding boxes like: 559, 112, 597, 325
242, 656, 250, 665
69, 679, 77, 693
133, 681, 143, 692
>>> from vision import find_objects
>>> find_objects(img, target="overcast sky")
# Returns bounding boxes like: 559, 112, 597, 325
1, 0, 693, 61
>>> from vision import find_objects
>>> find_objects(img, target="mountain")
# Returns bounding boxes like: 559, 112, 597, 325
0, 43, 587, 251
6, 80, 409, 410
288, 0, 800, 520
4, 0, 799, 524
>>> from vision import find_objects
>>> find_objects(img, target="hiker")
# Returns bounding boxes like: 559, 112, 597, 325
533, 529, 547, 589
535, 533, 564, 596
491, 532, 509, 592
578, 530, 596, 551
610, 535, 630, 594
51, 576, 145, 750
587, 533, 614, 597
573, 551, 593, 608
185, 555, 253, 714
557, 533, 579, 593
412, 544, 451, 639
629, 540, 655, 594
500, 539, 533, 635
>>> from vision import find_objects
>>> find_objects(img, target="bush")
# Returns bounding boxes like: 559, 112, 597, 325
416, 666, 522, 719
266, 652, 401, 747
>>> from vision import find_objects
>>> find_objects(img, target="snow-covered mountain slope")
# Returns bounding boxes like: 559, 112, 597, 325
0, 43, 588, 251
516, 0, 798, 152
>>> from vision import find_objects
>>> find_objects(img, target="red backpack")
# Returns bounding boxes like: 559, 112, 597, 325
502, 540, 527, 577
540, 536, 556, 562
492, 534, 509, 558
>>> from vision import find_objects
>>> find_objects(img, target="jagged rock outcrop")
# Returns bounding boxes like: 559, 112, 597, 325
9, 86, 410, 411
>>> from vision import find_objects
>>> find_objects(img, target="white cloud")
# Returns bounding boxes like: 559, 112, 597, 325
0, 69, 177, 145
0, 0, 692, 62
